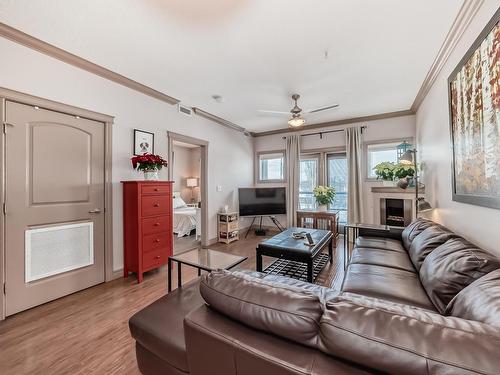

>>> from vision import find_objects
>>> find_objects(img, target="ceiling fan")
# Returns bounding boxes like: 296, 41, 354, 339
258, 94, 339, 128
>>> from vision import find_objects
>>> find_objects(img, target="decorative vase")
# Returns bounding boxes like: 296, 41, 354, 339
144, 170, 159, 180
317, 204, 328, 212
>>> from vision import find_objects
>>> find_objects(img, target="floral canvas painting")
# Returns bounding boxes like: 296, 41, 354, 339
448, 16, 500, 209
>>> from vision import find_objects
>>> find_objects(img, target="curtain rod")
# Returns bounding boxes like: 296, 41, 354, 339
282, 125, 366, 139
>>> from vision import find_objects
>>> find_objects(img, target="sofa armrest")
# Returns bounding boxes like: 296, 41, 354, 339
318, 293, 500, 375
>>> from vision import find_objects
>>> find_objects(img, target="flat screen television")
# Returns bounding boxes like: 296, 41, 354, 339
238, 187, 286, 216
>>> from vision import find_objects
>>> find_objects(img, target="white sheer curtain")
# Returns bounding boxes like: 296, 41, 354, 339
346, 127, 364, 223
285, 135, 300, 227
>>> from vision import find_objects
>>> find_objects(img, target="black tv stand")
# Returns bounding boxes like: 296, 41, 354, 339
244, 216, 285, 238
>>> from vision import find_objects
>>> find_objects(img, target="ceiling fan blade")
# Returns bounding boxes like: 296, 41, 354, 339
305, 104, 339, 114
257, 110, 291, 115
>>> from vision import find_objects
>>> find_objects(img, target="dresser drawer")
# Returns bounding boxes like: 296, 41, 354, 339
141, 195, 170, 217
142, 231, 171, 253
143, 249, 167, 270
141, 184, 171, 196
142, 215, 170, 235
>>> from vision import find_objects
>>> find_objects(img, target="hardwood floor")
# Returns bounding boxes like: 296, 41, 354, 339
0, 231, 346, 375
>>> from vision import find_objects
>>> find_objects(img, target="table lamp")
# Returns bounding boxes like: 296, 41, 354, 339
186, 178, 198, 203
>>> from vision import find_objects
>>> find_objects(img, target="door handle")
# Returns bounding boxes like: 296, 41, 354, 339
89, 208, 101, 214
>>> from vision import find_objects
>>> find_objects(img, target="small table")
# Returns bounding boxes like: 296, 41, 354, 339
296, 210, 339, 247
343, 223, 390, 269
256, 227, 333, 283
167, 248, 247, 292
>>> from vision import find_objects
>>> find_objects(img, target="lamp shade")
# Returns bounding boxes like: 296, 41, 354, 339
288, 116, 305, 128
186, 178, 198, 187
417, 197, 433, 212
400, 149, 414, 165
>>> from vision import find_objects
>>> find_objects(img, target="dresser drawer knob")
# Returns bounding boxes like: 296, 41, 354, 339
155, 239, 160, 243
155, 255, 160, 259
154, 223, 160, 226
153, 203, 160, 207
154, 188, 159, 191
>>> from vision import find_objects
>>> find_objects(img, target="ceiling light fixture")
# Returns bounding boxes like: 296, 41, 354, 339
288, 115, 305, 128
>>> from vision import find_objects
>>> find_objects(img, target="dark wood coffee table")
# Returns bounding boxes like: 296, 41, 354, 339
256, 227, 333, 283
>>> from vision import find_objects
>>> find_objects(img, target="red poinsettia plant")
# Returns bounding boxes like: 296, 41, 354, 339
131, 153, 168, 172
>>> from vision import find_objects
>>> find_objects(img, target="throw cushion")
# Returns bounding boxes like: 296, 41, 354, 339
401, 218, 434, 250
408, 226, 455, 270
199, 269, 337, 347
419, 238, 500, 313
446, 269, 500, 327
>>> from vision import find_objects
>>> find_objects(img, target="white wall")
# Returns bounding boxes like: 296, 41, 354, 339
0, 38, 254, 271
172, 145, 201, 203
254, 115, 416, 225
415, 1, 500, 256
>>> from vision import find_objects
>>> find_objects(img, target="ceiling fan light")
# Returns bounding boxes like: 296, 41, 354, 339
288, 116, 305, 128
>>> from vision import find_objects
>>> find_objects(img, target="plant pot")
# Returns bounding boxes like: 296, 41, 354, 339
317, 204, 328, 212
144, 170, 159, 180
382, 180, 396, 187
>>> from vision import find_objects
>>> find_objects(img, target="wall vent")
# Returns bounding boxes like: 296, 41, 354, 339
178, 104, 193, 117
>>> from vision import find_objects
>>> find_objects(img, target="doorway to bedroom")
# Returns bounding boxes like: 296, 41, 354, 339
167, 132, 208, 254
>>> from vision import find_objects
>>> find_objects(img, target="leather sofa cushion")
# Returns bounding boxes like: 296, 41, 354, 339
446, 269, 500, 327
184, 304, 375, 375
355, 236, 405, 253
318, 293, 500, 375
420, 238, 500, 314
341, 263, 435, 311
401, 218, 434, 250
199, 269, 337, 347
350, 247, 415, 272
408, 226, 455, 270
129, 278, 204, 373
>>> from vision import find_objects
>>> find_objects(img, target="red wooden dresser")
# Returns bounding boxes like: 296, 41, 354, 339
122, 181, 173, 283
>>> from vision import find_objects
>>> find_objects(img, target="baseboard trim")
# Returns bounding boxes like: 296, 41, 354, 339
110, 268, 124, 281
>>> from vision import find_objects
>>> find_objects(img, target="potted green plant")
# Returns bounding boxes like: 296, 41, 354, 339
373, 162, 396, 185
313, 186, 336, 211
131, 153, 168, 180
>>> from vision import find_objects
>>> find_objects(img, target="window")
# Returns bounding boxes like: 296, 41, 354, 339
366, 141, 409, 179
327, 154, 348, 224
258, 151, 285, 182
299, 156, 319, 209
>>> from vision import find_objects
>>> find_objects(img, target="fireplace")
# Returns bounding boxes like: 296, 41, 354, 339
380, 198, 412, 227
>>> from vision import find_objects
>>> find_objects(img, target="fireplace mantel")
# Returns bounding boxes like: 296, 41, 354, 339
371, 187, 425, 194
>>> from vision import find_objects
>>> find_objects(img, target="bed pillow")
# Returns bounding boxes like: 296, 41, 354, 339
173, 196, 187, 209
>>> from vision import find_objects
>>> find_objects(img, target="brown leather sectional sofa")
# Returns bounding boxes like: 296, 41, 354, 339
129, 218, 500, 375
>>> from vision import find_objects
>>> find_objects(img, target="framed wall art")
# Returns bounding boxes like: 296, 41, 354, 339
448, 9, 499, 209
134, 129, 154, 156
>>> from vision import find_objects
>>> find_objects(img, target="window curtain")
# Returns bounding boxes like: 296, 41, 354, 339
285, 134, 300, 227
346, 127, 364, 223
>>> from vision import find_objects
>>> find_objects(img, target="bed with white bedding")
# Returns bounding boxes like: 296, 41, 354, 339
172, 193, 198, 237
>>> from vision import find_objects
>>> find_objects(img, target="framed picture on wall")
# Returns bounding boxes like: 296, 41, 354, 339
447, 9, 499, 210
134, 129, 154, 156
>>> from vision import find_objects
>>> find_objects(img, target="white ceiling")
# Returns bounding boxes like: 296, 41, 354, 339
0, 0, 463, 132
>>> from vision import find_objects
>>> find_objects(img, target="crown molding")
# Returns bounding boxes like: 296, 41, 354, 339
252, 109, 414, 137
0, 22, 251, 134
192, 107, 250, 135
0, 22, 180, 105
410, 0, 484, 112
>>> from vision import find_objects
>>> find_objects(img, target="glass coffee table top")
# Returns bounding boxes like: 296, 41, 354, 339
170, 248, 247, 271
